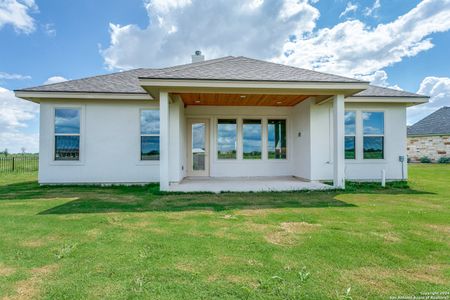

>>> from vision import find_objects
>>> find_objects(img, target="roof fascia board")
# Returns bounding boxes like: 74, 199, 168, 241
14, 91, 153, 101
139, 78, 369, 91
346, 96, 428, 104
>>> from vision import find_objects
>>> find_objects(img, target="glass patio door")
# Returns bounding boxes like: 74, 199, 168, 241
187, 119, 209, 177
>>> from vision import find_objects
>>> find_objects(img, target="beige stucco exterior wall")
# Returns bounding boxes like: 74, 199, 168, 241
407, 135, 450, 162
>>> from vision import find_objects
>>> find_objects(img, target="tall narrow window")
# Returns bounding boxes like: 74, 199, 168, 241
243, 119, 262, 159
217, 119, 237, 159
140, 110, 160, 160
55, 108, 80, 161
268, 119, 287, 159
363, 112, 384, 159
345, 111, 356, 159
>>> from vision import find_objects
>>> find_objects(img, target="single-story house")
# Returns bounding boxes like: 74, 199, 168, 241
15, 53, 428, 192
407, 106, 450, 162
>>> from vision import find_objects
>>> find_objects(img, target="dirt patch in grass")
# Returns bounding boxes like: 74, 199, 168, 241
370, 231, 401, 243
343, 264, 448, 293
0, 265, 16, 277
20, 235, 60, 248
265, 222, 321, 246
6, 264, 57, 300
175, 262, 197, 273
426, 224, 450, 234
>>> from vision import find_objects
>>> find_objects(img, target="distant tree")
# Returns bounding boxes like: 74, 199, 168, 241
21, 147, 26, 154
3, 148, 8, 157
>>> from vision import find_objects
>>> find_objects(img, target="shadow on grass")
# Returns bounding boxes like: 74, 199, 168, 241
0, 180, 432, 215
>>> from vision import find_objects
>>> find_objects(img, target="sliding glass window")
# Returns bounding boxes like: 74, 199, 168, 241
243, 119, 262, 159
363, 112, 384, 159
217, 119, 237, 159
54, 108, 80, 161
345, 111, 356, 159
268, 119, 287, 159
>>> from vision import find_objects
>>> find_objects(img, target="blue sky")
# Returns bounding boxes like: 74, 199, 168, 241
1, 0, 450, 153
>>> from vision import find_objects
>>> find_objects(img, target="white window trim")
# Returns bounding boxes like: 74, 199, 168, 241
345, 110, 357, 160
362, 110, 385, 161
138, 108, 160, 164
242, 118, 263, 160
50, 105, 85, 166
213, 116, 289, 162
216, 118, 238, 160
267, 118, 288, 161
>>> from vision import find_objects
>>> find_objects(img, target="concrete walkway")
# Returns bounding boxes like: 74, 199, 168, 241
168, 176, 333, 193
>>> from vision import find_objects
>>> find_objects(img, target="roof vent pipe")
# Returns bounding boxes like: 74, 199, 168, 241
191, 50, 205, 63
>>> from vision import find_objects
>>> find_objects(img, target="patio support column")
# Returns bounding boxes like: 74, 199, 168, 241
159, 91, 170, 191
333, 94, 345, 189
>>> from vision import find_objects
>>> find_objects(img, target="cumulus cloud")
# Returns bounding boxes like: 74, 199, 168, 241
0, 0, 38, 34
364, 0, 381, 17
44, 76, 68, 85
100, 0, 320, 70
356, 70, 402, 90
407, 77, 450, 124
339, 2, 358, 18
277, 0, 450, 78
0, 86, 39, 153
0, 71, 31, 80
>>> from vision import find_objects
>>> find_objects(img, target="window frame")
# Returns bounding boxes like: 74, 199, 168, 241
344, 111, 356, 160
52, 106, 83, 164
362, 111, 385, 160
216, 118, 238, 160
140, 108, 160, 161
267, 119, 287, 160
242, 119, 262, 160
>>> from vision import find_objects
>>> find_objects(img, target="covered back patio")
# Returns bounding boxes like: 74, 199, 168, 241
139, 72, 368, 191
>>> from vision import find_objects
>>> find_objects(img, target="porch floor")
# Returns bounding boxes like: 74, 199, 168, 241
168, 176, 333, 193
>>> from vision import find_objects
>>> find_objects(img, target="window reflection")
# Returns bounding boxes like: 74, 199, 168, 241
217, 119, 237, 159
243, 120, 261, 159
268, 119, 286, 159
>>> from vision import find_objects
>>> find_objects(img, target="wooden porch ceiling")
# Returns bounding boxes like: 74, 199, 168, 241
174, 93, 315, 106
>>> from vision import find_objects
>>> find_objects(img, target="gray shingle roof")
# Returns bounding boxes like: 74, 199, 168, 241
353, 85, 427, 98
140, 56, 363, 83
408, 107, 450, 136
16, 56, 425, 99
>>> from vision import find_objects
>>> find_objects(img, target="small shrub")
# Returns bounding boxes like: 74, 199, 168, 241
438, 156, 450, 164
420, 156, 432, 163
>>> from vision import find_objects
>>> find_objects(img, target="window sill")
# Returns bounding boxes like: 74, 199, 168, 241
345, 159, 387, 164
136, 161, 160, 166
49, 161, 85, 166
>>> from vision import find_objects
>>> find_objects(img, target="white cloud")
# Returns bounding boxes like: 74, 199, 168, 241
100, 0, 320, 70
364, 0, 381, 17
277, 0, 450, 78
356, 70, 402, 90
42, 22, 56, 37
339, 2, 358, 18
44, 76, 68, 85
0, 71, 31, 80
407, 76, 450, 125
0, 0, 37, 34
0, 86, 39, 153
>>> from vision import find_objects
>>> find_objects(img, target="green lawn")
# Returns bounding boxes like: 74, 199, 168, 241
0, 165, 448, 299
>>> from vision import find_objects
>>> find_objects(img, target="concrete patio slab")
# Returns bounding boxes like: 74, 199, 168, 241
168, 176, 333, 193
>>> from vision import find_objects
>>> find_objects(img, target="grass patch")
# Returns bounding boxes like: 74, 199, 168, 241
0, 165, 448, 299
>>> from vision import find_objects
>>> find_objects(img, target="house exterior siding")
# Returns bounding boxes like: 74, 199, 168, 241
37, 97, 409, 184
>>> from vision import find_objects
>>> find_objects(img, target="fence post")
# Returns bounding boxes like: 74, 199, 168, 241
12, 157, 15, 172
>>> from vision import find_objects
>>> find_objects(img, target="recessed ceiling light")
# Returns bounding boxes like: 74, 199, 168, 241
195, 100, 201, 104
276, 101, 283, 104
240, 95, 246, 98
